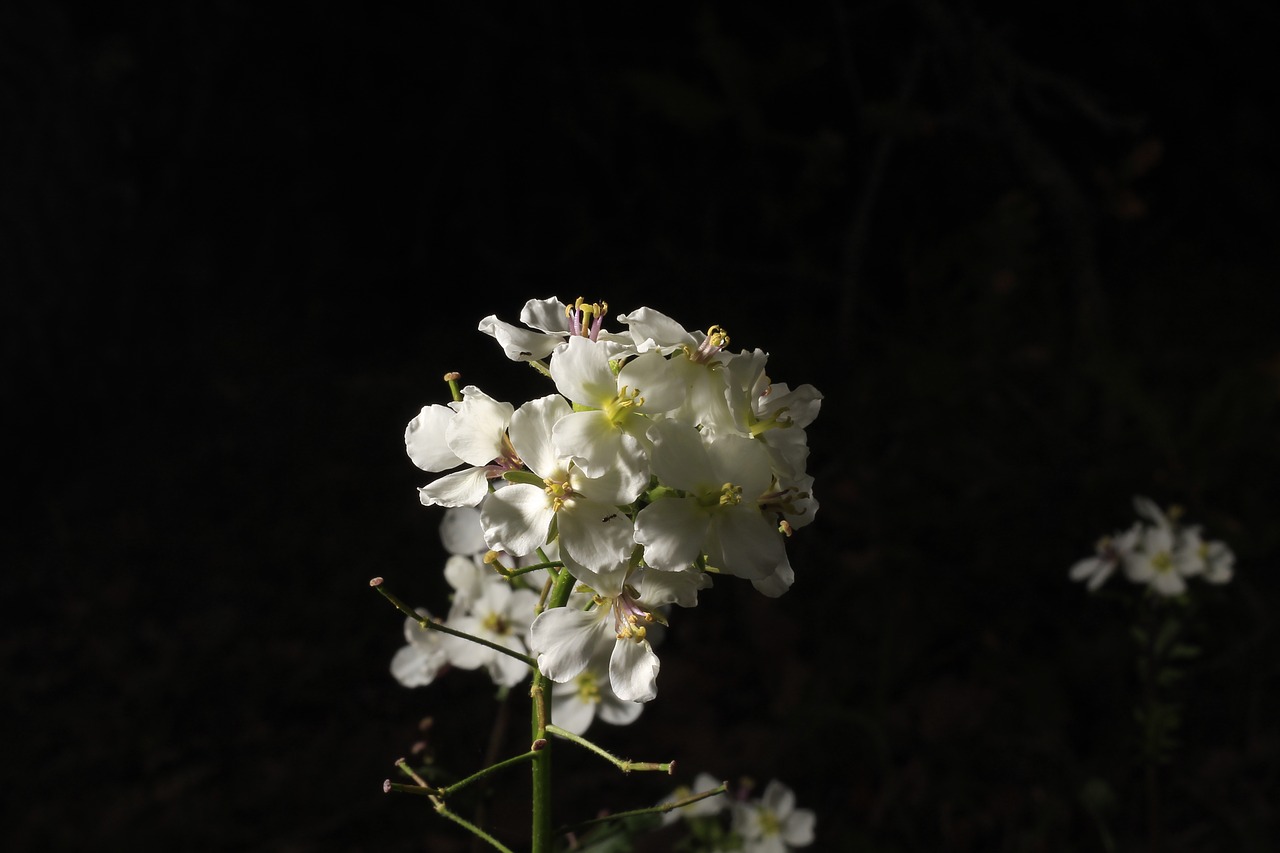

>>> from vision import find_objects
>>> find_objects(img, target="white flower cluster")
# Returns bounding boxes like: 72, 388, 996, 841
397, 296, 821, 711
391, 507, 642, 735
660, 774, 816, 853
1069, 496, 1235, 596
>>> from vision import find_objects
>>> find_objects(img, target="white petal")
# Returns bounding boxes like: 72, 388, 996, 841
1151, 570, 1186, 597
552, 410, 626, 479
647, 419, 716, 492
520, 297, 570, 333
571, 448, 650, 505
751, 559, 794, 598
634, 498, 709, 572
783, 808, 817, 845
510, 395, 571, 478
439, 507, 488, 555
488, 635, 533, 687
558, 504, 636, 575
706, 507, 785, 580
550, 689, 597, 736
1069, 556, 1102, 582
560, 548, 629, 598
530, 607, 612, 683
636, 565, 712, 608
418, 467, 491, 508
390, 643, 445, 688
610, 639, 660, 702
616, 306, 697, 352
405, 405, 463, 472
446, 388, 513, 466
550, 335, 617, 407
443, 554, 489, 605
760, 780, 796, 818
618, 350, 685, 414
706, 433, 774, 500
1133, 496, 1170, 529
478, 314, 562, 361
444, 617, 490, 670
481, 484, 554, 556
596, 692, 644, 727
1084, 561, 1115, 592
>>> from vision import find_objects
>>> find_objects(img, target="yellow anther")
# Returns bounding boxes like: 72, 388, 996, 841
779, 519, 794, 537
1151, 552, 1174, 572
604, 386, 644, 423
705, 325, 730, 348
718, 483, 744, 506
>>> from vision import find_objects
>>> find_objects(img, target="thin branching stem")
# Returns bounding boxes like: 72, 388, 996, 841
559, 781, 728, 835
545, 724, 675, 775
372, 579, 536, 667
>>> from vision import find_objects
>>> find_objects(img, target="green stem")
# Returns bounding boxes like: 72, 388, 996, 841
372, 579, 536, 667
530, 568, 577, 853
545, 725, 675, 774
432, 795, 516, 853
559, 781, 728, 835
442, 750, 540, 797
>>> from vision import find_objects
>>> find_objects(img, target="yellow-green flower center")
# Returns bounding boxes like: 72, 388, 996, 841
603, 386, 644, 424
482, 612, 510, 635
543, 477, 573, 512
1151, 551, 1174, 573
574, 672, 601, 704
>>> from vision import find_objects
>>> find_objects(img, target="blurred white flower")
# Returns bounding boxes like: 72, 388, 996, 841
658, 771, 726, 826
445, 583, 539, 687
1069, 524, 1140, 591
731, 779, 816, 852
390, 607, 450, 688
1070, 496, 1236, 595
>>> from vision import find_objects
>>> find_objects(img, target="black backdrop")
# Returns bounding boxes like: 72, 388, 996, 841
6, 2, 1279, 850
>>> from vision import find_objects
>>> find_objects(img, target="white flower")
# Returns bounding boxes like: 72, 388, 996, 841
408, 386, 522, 508
529, 558, 709, 703
731, 780, 816, 853
616, 308, 739, 429
1201, 539, 1235, 584
548, 650, 644, 736
478, 296, 572, 361
444, 583, 539, 687
1069, 524, 1141, 591
1124, 524, 1200, 597
480, 393, 644, 574
548, 335, 684, 480
635, 419, 789, 583
440, 506, 488, 556
478, 296, 633, 361
658, 771, 726, 826
390, 607, 450, 688
719, 349, 823, 484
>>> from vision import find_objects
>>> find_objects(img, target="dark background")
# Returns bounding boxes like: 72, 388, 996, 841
5, 1, 1279, 850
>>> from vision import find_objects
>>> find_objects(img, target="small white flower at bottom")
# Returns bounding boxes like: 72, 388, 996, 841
731, 779, 816, 853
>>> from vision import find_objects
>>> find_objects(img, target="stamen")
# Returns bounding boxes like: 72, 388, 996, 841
718, 483, 743, 506
565, 297, 609, 340
687, 324, 731, 364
